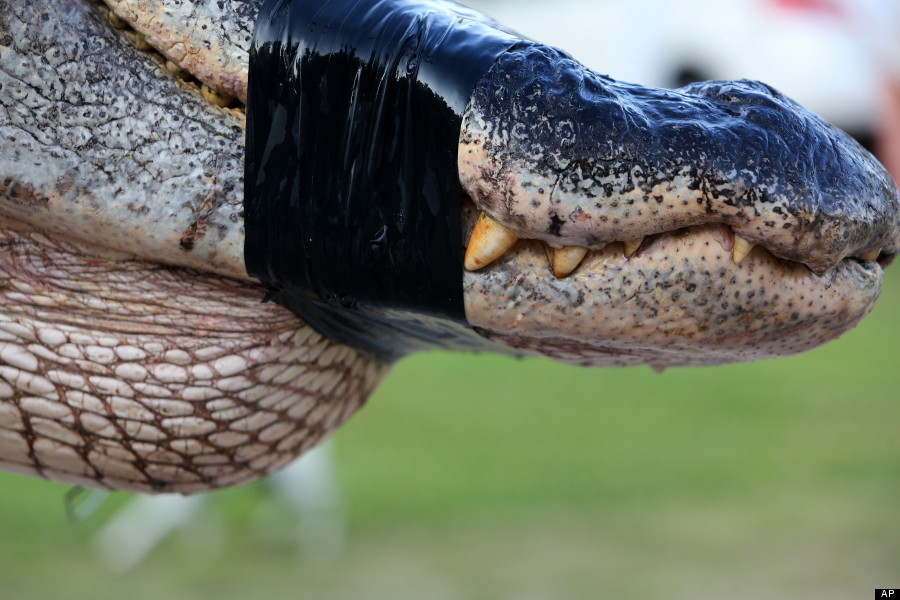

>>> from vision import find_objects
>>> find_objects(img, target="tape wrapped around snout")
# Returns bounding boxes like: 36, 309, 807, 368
244, 0, 523, 361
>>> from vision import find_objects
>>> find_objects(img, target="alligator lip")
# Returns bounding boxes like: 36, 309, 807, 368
100, 0, 254, 105
93, 0, 900, 366
96, 0, 249, 111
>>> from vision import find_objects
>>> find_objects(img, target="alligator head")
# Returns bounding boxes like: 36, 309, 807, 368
0, 0, 897, 492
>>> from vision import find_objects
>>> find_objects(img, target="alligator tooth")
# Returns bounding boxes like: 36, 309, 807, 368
464, 214, 519, 271
107, 10, 127, 29
201, 85, 233, 108
732, 234, 754, 264
623, 237, 644, 258
858, 248, 881, 262
542, 243, 554, 264
551, 246, 590, 278
134, 33, 152, 51
166, 60, 189, 80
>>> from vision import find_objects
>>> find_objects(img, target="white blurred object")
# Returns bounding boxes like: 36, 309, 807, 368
836, 0, 900, 76
466, 0, 879, 135
271, 442, 345, 565
92, 443, 343, 572
92, 493, 205, 573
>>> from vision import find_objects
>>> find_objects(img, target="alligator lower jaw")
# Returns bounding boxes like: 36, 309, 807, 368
461, 203, 883, 367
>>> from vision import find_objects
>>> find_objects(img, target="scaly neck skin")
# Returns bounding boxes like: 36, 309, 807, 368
0, 0, 392, 493
0, 220, 387, 493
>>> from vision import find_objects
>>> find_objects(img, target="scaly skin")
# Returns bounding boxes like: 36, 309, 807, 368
0, 220, 383, 493
0, 0, 898, 492
0, 0, 385, 492
103, 0, 256, 103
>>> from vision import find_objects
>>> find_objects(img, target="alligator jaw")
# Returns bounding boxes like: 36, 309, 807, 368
454, 43, 899, 366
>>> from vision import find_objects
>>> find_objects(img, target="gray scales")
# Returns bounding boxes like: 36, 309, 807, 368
0, 0, 898, 493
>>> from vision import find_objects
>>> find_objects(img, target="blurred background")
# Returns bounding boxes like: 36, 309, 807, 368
1, 0, 899, 598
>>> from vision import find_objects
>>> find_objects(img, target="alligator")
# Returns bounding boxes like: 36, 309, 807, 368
0, 0, 897, 493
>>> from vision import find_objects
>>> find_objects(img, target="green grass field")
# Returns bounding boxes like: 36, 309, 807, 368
1, 274, 898, 599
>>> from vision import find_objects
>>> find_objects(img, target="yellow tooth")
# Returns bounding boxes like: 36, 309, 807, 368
464, 214, 519, 271
732, 234, 754, 264
107, 10, 127, 29
166, 60, 189, 80
542, 243, 554, 264
623, 237, 644, 258
858, 248, 881, 262
134, 33, 152, 51
551, 245, 590, 278
201, 85, 233, 108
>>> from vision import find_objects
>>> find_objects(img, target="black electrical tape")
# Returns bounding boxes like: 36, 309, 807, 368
245, 0, 522, 361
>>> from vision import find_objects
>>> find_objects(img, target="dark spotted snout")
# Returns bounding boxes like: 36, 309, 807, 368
459, 44, 900, 273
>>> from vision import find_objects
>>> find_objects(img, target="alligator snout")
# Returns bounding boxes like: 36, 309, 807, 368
459, 45, 900, 277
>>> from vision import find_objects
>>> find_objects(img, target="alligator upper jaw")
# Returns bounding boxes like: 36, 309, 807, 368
457, 45, 900, 277
7, 0, 898, 368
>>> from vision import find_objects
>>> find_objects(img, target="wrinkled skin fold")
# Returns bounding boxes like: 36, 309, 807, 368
0, 0, 898, 492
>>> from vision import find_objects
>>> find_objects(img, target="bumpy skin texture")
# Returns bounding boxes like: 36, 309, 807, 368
0, 0, 247, 279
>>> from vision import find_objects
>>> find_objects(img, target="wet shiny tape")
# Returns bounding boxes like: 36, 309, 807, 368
245, 0, 520, 360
